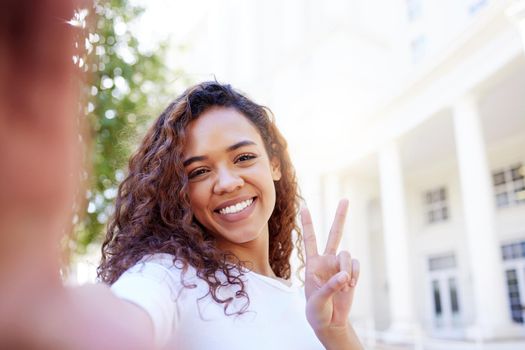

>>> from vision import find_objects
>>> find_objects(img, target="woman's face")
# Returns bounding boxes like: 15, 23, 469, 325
183, 107, 281, 250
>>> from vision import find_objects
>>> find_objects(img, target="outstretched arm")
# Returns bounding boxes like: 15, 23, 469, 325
27, 283, 157, 350
301, 199, 363, 350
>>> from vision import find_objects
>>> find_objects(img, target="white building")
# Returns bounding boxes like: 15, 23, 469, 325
310, 0, 525, 346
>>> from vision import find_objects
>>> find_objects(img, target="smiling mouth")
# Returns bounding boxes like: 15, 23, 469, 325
215, 197, 256, 215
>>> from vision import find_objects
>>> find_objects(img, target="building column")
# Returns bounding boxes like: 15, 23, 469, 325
452, 94, 518, 339
341, 176, 376, 344
378, 141, 417, 340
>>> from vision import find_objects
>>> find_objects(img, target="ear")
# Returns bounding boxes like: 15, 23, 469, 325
271, 157, 282, 181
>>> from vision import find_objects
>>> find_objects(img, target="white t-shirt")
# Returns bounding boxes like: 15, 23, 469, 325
111, 253, 324, 349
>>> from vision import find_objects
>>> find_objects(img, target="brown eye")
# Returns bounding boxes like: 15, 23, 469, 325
235, 153, 257, 163
189, 168, 209, 179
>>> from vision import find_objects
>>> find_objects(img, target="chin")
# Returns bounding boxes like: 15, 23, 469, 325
216, 226, 266, 245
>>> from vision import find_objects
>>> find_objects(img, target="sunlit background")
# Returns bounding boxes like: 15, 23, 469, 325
70, 0, 525, 348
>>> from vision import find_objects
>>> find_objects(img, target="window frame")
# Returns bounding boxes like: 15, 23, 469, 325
423, 186, 449, 225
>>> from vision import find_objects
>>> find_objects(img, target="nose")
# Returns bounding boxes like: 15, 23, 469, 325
213, 167, 244, 194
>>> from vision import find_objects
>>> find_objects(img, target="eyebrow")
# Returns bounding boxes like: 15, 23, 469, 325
183, 140, 257, 167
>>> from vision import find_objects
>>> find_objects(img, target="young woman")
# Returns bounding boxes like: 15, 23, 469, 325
98, 82, 362, 349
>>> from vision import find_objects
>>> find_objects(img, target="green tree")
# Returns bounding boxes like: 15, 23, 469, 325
71, 0, 190, 254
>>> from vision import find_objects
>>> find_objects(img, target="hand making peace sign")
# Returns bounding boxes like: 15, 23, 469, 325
301, 199, 360, 336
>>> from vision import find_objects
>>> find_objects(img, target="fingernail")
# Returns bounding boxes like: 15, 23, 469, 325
350, 278, 356, 287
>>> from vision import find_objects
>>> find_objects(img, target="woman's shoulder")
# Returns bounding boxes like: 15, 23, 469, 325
119, 253, 198, 287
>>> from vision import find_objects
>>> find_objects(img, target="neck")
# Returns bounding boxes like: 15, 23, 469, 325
216, 228, 276, 278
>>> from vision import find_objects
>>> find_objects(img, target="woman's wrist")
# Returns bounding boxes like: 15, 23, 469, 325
314, 323, 363, 350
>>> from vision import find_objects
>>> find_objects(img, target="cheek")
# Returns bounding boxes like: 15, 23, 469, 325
188, 183, 210, 218
254, 165, 278, 195
267, 184, 277, 209
187, 187, 218, 235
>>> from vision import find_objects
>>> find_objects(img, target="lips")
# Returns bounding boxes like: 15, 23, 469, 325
213, 196, 257, 223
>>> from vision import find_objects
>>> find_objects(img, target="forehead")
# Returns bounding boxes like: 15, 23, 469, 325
183, 107, 263, 155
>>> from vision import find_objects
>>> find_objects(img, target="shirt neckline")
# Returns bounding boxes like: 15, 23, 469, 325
245, 269, 298, 292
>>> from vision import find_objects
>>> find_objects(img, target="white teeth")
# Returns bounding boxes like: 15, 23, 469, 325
219, 198, 254, 215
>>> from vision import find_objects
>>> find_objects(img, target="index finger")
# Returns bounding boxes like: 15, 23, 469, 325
300, 206, 318, 259
324, 199, 349, 255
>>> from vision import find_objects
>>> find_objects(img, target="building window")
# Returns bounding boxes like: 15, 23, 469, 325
505, 269, 524, 323
502, 241, 525, 261
424, 187, 449, 224
493, 163, 525, 209
502, 240, 525, 324
449, 277, 460, 314
428, 253, 462, 326
432, 280, 442, 315
406, 0, 423, 21
428, 254, 456, 271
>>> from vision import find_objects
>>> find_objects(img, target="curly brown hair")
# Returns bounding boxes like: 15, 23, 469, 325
98, 81, 303, 314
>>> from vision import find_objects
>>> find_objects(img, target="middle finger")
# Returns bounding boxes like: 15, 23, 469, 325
324, 199, 349, 255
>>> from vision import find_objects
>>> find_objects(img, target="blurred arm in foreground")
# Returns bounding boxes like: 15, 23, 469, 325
0, 1, 155, 348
